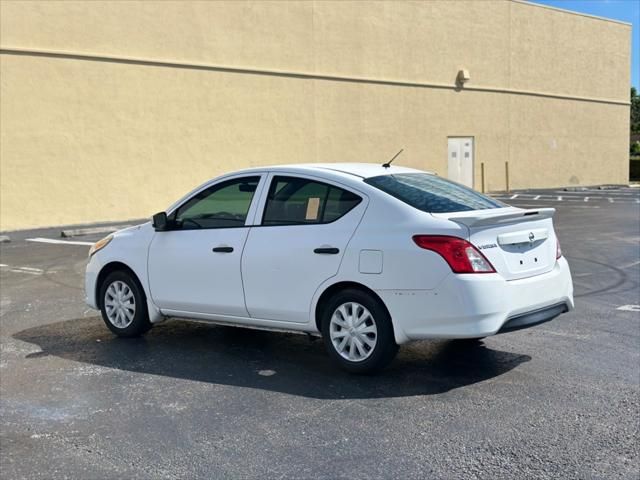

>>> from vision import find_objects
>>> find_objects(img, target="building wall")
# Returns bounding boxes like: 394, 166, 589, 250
0, 0, 631, 231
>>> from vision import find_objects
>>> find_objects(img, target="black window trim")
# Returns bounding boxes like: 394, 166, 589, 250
168, 174, 263, 231
259, 174, 364, 227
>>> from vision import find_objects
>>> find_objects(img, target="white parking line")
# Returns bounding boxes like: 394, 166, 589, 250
534, 195, 540, 200
26, 237, 93, 246
510, 194, 519, 199
9, 269, 41, 275
584, 197, 589, 202
620, 260, 640, 269
0, 264, 44, 275
18, 266, 44, 272
557, 196, 563, 201
616, 305, 640, 312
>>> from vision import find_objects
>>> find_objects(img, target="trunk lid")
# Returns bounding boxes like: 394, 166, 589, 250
436, 207, 558, 281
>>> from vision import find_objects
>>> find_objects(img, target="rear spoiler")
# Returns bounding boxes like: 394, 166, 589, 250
444, 208, 556, 228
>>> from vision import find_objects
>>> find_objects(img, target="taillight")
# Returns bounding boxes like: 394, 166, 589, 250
412, 235, 496, 274
556, 238, 562, 259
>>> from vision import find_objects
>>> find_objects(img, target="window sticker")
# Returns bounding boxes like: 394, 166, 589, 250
306, 197, 320, 220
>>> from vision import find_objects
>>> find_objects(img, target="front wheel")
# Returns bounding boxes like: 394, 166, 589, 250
320, 289, 398, 374
99, 270, 152, 337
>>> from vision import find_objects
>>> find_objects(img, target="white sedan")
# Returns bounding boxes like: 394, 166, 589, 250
85, 163, 574, 373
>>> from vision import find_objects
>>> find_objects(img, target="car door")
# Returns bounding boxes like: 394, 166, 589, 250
148, 174, 264, 317
241, 173, 368, 323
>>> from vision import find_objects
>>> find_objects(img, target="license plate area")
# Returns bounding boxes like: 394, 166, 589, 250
501, 241, 552, 275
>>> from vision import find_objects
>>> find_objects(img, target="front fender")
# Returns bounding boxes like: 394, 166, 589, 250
86, 223, 164, 324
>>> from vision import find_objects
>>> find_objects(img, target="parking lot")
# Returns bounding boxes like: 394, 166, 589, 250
1, 187, 639, 479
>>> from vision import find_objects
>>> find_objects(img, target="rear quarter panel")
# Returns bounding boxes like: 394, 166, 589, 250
336, 195, 466, 291
310, 194, 467, 342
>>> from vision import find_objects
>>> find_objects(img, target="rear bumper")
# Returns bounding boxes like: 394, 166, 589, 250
497, 302, 568, 334
378, 256, 574, 344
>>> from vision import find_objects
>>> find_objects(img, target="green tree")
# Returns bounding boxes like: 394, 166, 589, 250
632, 87, 640, 133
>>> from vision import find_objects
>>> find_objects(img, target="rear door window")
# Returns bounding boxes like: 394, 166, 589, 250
262, 176, 362, 225
364, 173, 505, 213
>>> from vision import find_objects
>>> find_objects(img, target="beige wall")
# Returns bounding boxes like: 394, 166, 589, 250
0, 0, 631, 231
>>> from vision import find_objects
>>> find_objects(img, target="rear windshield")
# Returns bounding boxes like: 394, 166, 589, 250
364, 173, 505, 213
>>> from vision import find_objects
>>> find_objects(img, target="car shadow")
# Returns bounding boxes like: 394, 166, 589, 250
14, 317, 531, 399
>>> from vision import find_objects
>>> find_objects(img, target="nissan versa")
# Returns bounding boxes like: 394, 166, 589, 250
85, 164, 574, 373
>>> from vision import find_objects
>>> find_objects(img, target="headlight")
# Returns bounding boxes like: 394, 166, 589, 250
89, 235, 113, 258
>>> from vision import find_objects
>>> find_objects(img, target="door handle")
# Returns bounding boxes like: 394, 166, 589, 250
314, 247, 339, 255
212, 246, 234, 253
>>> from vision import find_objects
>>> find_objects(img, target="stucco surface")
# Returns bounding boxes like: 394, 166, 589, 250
0, 0, 631, 230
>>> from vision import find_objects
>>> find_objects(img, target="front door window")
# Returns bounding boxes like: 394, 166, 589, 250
175, 176, 260, 229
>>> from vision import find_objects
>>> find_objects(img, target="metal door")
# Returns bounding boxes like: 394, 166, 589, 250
447, 137, 474, 188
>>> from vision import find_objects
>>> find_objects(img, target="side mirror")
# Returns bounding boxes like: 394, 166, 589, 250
152, 212, 170, 231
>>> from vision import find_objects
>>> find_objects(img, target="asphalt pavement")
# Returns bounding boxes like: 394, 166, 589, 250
1, 187, 639, 479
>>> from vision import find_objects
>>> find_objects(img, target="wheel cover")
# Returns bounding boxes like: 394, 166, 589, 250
104, 280, 136, 328
329, 302, 377, 362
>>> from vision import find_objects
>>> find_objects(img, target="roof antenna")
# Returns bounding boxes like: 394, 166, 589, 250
382, 148, 403, 169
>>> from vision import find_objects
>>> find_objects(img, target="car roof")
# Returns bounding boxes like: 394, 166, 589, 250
235, 163, 431, 180
168, 163, 435, 213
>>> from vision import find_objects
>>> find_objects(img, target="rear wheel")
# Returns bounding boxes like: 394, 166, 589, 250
99, 270, 152, 337
320, 289, 398, 374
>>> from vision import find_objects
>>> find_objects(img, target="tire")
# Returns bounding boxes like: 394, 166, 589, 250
99, 270, 152, 337
320, 289, 398, 374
